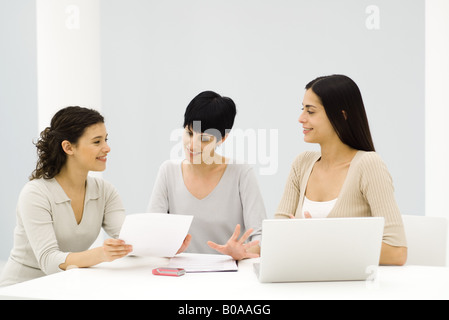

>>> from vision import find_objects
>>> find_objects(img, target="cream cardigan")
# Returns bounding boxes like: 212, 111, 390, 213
275, 151, 407, 247
0, 177, 125, 287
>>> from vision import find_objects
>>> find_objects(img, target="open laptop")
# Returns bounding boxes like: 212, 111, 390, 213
254, 217, 384, 283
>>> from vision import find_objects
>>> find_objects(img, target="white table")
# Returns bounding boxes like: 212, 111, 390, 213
0, 253, 448, 300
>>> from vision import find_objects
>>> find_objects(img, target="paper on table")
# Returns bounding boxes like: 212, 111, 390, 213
119, 213, 193, 257
168, 254, 238, 273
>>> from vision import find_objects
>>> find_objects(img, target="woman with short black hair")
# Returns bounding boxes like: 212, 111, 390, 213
148, 91, 267, 260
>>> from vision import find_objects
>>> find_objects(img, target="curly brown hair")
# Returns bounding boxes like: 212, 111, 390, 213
30, 106, 104, 180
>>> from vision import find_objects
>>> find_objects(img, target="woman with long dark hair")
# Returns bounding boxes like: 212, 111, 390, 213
0, 107, 132, 286
276, 75, 408, 266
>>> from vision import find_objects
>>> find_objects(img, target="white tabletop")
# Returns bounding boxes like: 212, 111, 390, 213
0, 253, 448, 300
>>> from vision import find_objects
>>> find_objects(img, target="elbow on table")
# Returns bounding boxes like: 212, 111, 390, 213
392, 247, 408, 266
38, 249, 71, 275
380, 244, 408, 266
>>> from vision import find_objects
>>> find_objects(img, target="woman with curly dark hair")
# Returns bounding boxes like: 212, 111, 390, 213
0, 107, 133, 286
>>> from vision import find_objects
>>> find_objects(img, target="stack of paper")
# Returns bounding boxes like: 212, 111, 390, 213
119, 213, 193, 257
168, 254, 238, 273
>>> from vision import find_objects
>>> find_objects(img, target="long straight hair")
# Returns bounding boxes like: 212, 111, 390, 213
305, 75, 375, 152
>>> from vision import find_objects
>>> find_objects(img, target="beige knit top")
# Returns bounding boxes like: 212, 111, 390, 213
275, 151, 407, 247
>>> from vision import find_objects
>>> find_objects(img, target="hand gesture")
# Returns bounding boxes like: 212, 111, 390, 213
207, 224, 260, 261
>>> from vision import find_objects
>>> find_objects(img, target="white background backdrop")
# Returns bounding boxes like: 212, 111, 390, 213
99, 0, 425, 218
0, 0, 447, 265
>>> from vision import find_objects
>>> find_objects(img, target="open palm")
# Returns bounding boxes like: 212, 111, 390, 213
207, 224, 260, 261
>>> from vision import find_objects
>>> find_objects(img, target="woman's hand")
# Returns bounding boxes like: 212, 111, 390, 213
60, 239, 133, 270
207, 224, 260, 261
102, 239, 133, 262
176, 234, 192, 254
289, 211, 312, 219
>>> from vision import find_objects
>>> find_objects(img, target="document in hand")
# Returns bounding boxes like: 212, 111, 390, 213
119, 213, 193, 257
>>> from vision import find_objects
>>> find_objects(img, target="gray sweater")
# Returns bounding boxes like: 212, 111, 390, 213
147, 160, 267, 254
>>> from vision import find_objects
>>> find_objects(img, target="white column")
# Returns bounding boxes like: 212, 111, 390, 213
36, 0, 101, 132
36, 0, 104, 246
425, 0, 449, 265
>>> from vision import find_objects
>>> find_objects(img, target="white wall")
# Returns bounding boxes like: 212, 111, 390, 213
0, 0, 38, 262
425, 0, 449, 265
100, 0, 425, 218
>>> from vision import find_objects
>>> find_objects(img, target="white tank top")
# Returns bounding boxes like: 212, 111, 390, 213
302, 196, 338, 219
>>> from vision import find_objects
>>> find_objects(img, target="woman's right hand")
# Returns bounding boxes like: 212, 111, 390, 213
60, 239, 133, 270
289, 211, 312, 219
102, 239, 133, 262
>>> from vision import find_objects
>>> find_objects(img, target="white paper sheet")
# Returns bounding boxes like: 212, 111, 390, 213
168, 253, 238, 273
119, 213, 193, 257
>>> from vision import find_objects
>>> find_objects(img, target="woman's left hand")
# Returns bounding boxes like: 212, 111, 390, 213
207, 224, 260, 261
289, 211, 312, 219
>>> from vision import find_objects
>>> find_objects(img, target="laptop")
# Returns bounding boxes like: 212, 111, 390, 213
254, 217, 384, 283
